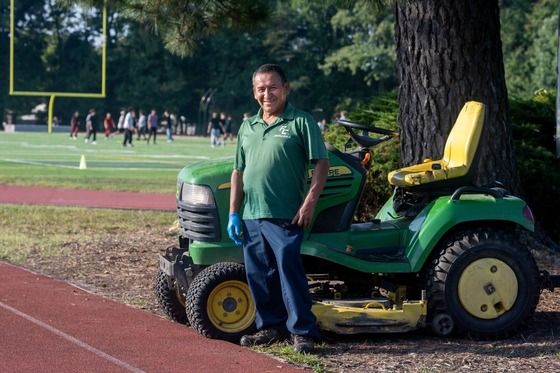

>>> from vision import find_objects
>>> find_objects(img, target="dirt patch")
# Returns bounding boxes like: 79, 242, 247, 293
18, 227, 560, 372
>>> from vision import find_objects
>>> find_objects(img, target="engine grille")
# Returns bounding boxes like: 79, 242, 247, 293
176, 200, 221, 242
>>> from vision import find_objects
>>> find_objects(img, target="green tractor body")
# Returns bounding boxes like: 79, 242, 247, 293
158, 101, 558, 342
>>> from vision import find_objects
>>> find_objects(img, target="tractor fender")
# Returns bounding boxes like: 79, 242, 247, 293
405, 194, 534, 272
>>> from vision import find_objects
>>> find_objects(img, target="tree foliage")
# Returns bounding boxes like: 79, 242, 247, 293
62, 0, 272, 56
2, 1, 557, 134
320, 2, 396, 91
501, 0, 559, 97
509, 90, 560, 240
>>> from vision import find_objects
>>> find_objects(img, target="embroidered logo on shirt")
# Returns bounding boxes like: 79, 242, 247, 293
273, 125, 291, 139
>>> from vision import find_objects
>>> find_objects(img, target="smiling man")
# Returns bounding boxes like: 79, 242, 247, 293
228, 64, 329, 353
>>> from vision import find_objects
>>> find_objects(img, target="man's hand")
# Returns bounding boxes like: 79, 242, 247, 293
292, 158, 329, 228
227, 213, 243, 246
292, 204, 315, 228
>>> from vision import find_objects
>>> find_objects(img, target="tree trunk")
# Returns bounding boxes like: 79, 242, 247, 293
394, 0, 522, 195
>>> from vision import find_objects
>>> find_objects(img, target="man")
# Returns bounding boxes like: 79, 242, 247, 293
117, 110, 126, 133
84, 108, 98, 144
223, 114, 234, 142
103, 112, 115, 140
227, 64, 329, 353
69, 111, 80, 140
122, 108, 135, 147
147, 109, 158, 144
161, 110, 173, 142
136, 110, 147, 140
207, 111, 224, 147
219, 112, 228, 146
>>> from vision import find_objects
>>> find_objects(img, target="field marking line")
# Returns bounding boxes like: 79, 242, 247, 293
0, 300, 146, 373
1, 158, 78, 169
0, 158, 182, 171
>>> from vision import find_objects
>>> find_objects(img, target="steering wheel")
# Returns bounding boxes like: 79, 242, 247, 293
337, 119, 399, 148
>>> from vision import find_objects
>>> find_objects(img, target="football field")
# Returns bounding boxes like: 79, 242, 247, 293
0, 131, 236, 193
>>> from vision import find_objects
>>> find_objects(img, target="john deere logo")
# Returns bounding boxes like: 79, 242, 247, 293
308, 166, 352, 178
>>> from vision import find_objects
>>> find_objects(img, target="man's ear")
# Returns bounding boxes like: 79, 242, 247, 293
284, 82, 291, 96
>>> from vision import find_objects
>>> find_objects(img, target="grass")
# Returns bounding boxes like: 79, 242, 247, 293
253, 342, 327, 372
0, 204, 175, 263
0, 132, 235, 192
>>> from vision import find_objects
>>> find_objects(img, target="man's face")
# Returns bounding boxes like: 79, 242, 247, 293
253, 72, 290, 117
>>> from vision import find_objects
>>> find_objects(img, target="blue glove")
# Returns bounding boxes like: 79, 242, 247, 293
227, 213, 243, 246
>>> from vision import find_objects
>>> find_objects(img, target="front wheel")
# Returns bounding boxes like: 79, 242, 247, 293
186, 262, 256, 342
426, 228, 540, 339
155, 270, 188, 324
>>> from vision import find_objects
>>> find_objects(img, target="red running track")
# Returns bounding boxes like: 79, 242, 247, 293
0, 187, 306, 372
0, 184, 176, 211
0, 262, 306, 373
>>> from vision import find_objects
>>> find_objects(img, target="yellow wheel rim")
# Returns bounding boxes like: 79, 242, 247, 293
458, 258, 518, 319
207, 280, 256, 333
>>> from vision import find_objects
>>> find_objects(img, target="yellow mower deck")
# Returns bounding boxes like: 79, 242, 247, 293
313, 297, 427, 334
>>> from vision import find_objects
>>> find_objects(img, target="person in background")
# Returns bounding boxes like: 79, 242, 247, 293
219, 112, 227, 146
84, 108, 98, 144
136, 110, 148, 140
178, 115, 187, 135
117, 110, 126, 134
69, 111, 80, 140
147, 109, 158, 144
122, 108, 135, 147
207, 111, 224, 148
104, 112, 115, 140
161, 110, 173, 142
227, 64, 329, 354
224, 115, 235, 141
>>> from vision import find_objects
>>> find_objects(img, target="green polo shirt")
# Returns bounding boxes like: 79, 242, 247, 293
234, 103, 328, 220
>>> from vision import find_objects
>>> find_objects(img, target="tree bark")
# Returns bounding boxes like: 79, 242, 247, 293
394, 0, 522, 195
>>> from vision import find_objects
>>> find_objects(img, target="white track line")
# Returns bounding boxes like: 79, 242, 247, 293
0, 301, 145, 373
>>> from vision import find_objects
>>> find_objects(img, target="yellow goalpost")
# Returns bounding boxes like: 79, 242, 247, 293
9, 0, 107, 133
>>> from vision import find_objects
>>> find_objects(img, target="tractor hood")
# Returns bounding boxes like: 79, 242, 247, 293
177, 157, 234, 189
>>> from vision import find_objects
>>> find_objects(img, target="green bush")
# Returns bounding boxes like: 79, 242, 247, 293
510, 91, 560, 241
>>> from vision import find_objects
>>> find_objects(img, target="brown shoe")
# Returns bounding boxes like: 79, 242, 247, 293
240, 328, 287, 347
292, 335, 315, 353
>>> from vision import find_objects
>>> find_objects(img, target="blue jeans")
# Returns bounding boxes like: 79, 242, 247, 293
243, 219, 320, 339
210, 128, 221, 146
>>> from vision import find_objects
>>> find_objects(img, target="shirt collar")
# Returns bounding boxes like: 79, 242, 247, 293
251, 102, 295, 126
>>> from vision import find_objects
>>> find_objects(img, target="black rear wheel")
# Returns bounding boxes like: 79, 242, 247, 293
426, 228, 540, 339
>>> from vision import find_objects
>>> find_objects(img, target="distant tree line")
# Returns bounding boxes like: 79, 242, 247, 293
0, 0, 557, 132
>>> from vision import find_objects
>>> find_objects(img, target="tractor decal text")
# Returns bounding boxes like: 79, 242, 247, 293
308, 166, 352, 178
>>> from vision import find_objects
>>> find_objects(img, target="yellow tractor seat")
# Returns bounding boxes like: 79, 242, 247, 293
388, 101, 486, 190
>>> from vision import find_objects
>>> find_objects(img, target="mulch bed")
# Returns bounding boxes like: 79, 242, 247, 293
21, 226, 560, 372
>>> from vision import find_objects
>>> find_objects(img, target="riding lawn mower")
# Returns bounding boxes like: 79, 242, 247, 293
156, 101, 560, 342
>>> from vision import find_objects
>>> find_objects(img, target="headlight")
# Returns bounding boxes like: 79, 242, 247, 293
180, 183, 215, 206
